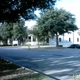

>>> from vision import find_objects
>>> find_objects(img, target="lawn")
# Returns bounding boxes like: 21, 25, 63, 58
0, 58, 53, 80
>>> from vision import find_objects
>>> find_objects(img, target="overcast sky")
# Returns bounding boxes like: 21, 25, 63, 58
25, 0, 80, 29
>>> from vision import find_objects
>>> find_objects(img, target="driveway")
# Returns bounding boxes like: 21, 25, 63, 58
0, 47, 80, 80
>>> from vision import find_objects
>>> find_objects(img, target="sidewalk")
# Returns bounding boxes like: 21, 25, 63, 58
0, 45, 55, 50
19, 45, 54, 49
0, 45, 66, 50
19, 45, 66, 50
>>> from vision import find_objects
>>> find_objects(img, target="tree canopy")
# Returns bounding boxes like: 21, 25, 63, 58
0, 19, 27, 45
32, 8, 78, 46
0, 22, 13, 40
12, 20, 26, 40
0, 0, 56, 22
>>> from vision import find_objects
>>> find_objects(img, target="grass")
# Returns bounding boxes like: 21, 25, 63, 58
0, 58, 53, 80
8, 74, 52, 80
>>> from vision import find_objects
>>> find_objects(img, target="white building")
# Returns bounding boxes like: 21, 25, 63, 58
25, 34, 38, 46
49, 29, 80, 47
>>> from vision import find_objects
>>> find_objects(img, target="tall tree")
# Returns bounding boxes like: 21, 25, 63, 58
35, 8, 78, 47
0, 0, 56, 22
0, 22, 13, 45
0, 19, 27, 45
12, 19, 27, 45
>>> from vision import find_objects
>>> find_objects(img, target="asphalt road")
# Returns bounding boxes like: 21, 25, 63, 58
0, 47, 80, 80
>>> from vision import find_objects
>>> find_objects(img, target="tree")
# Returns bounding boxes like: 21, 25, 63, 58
0, 22, 13, 45
28, 25, 41, 47
0, 19, 27, 45
0, 0, 56, 22
12, 19, 27, 45
35, 8, 78, 47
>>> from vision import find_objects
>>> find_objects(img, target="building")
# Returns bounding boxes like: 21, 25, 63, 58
49, 29, 80, 47
25, 34, 38, 46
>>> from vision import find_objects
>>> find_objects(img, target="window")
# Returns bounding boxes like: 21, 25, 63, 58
77, 38, 79, 42
59, 38, 61, 42
69, 38, 71, 42
28, 36, 31, 42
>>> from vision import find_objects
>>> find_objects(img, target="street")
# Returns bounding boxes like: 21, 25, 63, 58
0, 47, 80, 80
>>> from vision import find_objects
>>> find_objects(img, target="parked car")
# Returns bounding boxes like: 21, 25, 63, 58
67, 44, 80, 49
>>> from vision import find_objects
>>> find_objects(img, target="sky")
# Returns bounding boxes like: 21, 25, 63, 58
25, 0, 80, 29
56, 0, 80, 28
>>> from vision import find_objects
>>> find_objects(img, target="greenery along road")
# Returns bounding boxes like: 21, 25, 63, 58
0, 0, 78, 48
0, 20, 27, 45
29, 8, 78, 47
0, 0, 56, 45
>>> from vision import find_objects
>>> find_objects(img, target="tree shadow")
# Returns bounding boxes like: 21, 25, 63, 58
0, 48, 80, 79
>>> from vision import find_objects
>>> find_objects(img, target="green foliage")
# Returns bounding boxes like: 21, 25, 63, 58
32, 8, 78, 46
39, 8, 78, 35
0, 0, 56, 22
0, 22, 13, 40
0, 19, 27, 45
12, 20, 25, 40
12, 20, 27, 45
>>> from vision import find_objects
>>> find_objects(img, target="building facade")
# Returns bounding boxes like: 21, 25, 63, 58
49, 29, 80, 47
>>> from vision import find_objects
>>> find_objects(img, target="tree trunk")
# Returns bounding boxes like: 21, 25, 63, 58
9, 38, 12, 45
46, 38, 49, 45
56, 33, 59, 47
3, 40, 7, 45
37, 37, 40, 48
